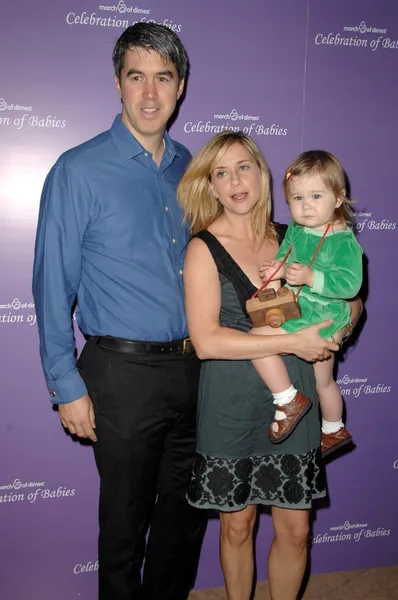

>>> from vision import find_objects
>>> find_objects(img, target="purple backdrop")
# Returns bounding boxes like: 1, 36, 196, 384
1, 0, 397, 597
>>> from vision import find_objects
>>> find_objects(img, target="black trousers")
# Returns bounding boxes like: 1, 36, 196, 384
78, 338, 207, 600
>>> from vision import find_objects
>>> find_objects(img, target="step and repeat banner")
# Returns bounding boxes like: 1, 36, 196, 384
1, 0, 397, 597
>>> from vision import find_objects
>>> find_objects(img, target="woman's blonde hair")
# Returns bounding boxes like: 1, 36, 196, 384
177, 131, 276, 242
283, 150, 354, 225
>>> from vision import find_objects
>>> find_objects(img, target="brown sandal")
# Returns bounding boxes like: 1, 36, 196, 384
269, 392, 312, 443
322, 427, 353, 458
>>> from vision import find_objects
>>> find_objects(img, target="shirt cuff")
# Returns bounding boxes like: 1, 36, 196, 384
311, 270, 324, 295
46, 370, 88, 405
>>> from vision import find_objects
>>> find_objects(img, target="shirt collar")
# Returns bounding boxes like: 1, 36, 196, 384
110, 113, 182, 162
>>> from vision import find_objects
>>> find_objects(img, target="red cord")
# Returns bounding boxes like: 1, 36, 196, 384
250, 248, 292, 299
251, 222, 332, 300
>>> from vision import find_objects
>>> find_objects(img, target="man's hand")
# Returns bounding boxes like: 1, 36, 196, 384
59, 394, 97, 442
292, 320, 339, 362
285, 263, 314, 287
259, 259, 285, 281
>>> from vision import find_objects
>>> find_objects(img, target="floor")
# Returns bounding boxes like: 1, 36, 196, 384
188, 565, 398, 599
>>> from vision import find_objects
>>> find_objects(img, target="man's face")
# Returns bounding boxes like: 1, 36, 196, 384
115, 47, 184, 143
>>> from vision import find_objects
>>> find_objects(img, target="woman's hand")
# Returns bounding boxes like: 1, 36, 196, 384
292, 320, 339, 362
331, 296, 363, 346
348, 297, 363, 328
331, 323, 352, 345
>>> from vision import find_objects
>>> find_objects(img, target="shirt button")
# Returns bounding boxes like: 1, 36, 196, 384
165, 206, 169, 211
172, 239, 176, 244
179, 270, 183, 275
144, 152, 148, 157
50, 391, 56, 397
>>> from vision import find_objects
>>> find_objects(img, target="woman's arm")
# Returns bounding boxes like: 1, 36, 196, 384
184, 238, 339, 362
349, 296, 363, 327
328, 296, 363, 344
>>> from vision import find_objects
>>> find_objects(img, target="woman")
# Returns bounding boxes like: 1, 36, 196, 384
177, 132, 362, 600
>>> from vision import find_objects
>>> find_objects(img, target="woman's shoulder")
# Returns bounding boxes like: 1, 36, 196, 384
187, 230, 223, 264
189, 230, 218, 254
185, 235, 218, 274
187, 232, 210, 253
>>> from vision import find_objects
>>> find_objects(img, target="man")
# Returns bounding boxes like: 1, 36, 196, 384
33, 23, 207, 600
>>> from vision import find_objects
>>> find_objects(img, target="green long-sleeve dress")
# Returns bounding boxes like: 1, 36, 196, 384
277, 221, 363, 338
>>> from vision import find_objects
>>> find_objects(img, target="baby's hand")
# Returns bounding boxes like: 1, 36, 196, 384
285, 263, 314, 287
259, 259, 284, 281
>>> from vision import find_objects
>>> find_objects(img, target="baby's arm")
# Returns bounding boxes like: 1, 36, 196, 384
311, 238, 363, 299
259, 259, 285, 282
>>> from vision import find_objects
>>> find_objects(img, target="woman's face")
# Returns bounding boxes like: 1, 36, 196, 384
209, 143, 263, 217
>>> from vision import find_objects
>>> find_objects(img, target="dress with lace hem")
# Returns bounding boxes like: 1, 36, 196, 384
187, 224, 326, 512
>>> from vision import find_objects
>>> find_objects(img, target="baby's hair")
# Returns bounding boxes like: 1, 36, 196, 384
283, 150, 354, 225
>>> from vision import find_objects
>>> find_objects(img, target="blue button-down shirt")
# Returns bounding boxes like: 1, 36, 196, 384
33, 114, 192, 404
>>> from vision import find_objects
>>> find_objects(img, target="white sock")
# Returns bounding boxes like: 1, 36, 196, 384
272, 385, 297, 406
271, 386, 297, 432
322, 419, 344, 434
272, 385, 297, 424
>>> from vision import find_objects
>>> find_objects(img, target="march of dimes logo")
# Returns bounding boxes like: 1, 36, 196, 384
315, 19, 398, 51
66, 2, 182, 32
312, 520, 392, 545
0, 299, 79, 327
337, 374, 392, 398
0, 478, 75, 504
0, 298, 36, 326
184, 108, 288, 138
0, 97, 66, 130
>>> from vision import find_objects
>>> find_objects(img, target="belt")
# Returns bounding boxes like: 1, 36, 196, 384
89, 335, 194, 356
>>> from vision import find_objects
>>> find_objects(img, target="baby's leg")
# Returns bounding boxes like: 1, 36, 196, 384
250, 326, 290, 392
313, 355, 342, 424
314, 356, 352, 457
250, 326, 311, 442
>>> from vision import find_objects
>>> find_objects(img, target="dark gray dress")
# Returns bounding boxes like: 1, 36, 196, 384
187, 225, 326, 511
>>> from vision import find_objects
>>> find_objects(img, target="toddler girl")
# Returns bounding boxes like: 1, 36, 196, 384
250, 150, 362, 457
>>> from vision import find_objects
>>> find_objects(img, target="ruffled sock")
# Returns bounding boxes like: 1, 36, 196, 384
272, 385, 297, 432
322, 419, 344, 434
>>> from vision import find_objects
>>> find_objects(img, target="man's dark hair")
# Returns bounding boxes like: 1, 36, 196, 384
113, 23, 189, 81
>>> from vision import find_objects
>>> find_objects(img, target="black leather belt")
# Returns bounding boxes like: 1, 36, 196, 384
89, 335, 194, 356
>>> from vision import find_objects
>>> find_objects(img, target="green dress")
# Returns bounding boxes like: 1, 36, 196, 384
187, 225, 326, 512
277, 221, 363, 338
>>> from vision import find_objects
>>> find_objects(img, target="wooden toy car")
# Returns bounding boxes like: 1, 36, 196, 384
246, 286, 301, 328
